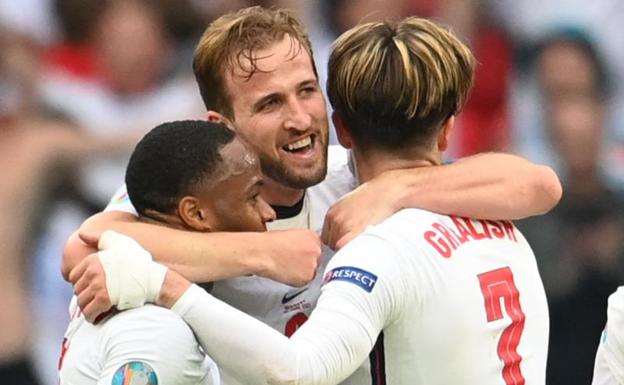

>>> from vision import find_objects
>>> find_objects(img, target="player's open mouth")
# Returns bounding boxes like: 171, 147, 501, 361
282, 135, 314, 154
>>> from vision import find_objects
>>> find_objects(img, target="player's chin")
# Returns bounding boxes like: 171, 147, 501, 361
284, 164, 327, 188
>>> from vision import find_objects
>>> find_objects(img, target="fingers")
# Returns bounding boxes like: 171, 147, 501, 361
335, 232, 356, 251
77, 289, 95, 318
82, 299, 112, 324
320, 220, 331, 246
73, 273, 91, 296
68, 254, 93, 284
76, 282, 112, 323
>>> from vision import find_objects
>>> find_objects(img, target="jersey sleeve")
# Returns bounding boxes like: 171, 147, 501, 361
103, 184, 138, 215
96, 306, 217, 385
593, 286, 624, 385
171, 234, 408, 385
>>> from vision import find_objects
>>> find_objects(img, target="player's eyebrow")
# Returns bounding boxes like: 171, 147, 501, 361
252, 92, 282, 112
245, 175, 264, 194
298, 79, 318, 89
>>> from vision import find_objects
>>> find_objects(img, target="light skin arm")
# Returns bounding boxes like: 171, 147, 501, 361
71, 233, 398, 384
322, 152, 562, 249
63, 210, 321, 286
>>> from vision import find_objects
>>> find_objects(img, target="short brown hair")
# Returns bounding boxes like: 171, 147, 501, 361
193, 6, 317, 119
328, 17, 475, 151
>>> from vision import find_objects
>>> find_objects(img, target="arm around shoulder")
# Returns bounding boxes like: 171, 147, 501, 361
395, 152, 562, 220
62, 211, 139, 281
67, 209, 321, 285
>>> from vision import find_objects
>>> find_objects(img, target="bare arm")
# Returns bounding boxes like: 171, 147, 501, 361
63, 210, 321, 286
323, 152, 562, 249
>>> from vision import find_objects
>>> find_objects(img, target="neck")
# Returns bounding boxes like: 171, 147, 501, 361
261, 177, 305, 207
140, 210, 191, 231
352, 147, 440, 183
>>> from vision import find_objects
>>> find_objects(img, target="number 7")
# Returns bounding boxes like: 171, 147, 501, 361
478, 267, 526, 385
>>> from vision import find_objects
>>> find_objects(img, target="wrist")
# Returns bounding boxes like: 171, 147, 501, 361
383, 169, 410, 211
157, 270, 191, 309
245, 232, 275, 278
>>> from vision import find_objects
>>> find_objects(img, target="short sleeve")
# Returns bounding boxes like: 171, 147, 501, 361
97, 306, 217, 385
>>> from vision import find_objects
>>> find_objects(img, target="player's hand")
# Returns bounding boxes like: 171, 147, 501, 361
61, 231, 98, 282
322, 174, 400, 250
69, 231, 168, 322
256, 230, 322, 287
68, 253, 112, 323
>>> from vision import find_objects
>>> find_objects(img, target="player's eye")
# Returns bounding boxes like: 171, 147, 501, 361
260, 98, 280, 112
249, 193, 260, 206
299, 85, 318, 97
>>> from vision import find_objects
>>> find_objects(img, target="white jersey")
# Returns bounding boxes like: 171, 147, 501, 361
171, 208, 549, 385
593, 286, 624, 385
58, 298, 218, 385
102, 146, 374, 384
103, 146, 354, 334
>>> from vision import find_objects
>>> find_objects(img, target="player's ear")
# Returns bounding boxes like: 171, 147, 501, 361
178, 196, 213, 232
207, 111, 236, 133
332, 112, 353, 149
437, 115, 455, 152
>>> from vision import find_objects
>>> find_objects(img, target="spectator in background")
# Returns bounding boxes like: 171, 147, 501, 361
30, 2, 207, 381
0, 24, 94, 385
516, 29, 624, 385
41, 0, 205, 205
497, 0, 624, 190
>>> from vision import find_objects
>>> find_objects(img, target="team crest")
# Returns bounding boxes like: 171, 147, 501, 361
112, 361, 158, 385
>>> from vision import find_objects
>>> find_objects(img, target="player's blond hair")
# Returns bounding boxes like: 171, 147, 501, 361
193, 6, 317, 119
327, 17, 475, 150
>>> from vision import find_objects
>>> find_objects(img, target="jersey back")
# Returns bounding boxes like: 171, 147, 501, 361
326, 208, 549, 385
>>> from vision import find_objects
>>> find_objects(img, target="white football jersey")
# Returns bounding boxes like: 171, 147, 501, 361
103, 146, 355, 334
593, 286, 624, 385
101, 146, 376, 384
318, 208, 550, 385
167, 208, 549, 385
58, 298, 218, 385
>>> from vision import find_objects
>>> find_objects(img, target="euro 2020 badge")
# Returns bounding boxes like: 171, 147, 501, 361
112, 361, 158, 385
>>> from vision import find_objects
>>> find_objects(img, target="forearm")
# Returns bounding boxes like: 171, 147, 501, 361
392, 152, 562, 220
76, 211, 267, 283
171, 285, 374, 385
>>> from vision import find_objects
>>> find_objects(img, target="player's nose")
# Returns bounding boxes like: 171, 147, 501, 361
259, 198, 277, 223
283, 97, 312, 132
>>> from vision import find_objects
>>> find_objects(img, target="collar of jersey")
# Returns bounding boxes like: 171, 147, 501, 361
271, 194, 306, 219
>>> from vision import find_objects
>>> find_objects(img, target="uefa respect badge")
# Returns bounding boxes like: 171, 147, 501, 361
323, 266, 378, 293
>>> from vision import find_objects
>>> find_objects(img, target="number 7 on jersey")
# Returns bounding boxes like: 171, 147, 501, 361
478, 267, 526, 385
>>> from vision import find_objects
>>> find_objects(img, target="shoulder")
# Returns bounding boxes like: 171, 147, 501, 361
99, 305, 217, 384
102, 305, 197, 349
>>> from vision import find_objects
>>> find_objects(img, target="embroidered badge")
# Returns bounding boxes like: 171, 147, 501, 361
323, 266, 378, 293
112, 361, 158, 385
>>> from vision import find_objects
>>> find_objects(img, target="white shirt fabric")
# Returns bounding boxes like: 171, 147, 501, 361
593, 286, 624, 385
58, 297, 218, 385
170, 208, 549, 385
102, 146, 375, 384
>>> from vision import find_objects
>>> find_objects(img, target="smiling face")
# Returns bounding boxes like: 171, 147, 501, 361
223, 35, 329, 193
192, 137, 276, 233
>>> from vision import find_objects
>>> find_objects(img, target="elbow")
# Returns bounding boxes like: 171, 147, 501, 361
530, 165, 563, 215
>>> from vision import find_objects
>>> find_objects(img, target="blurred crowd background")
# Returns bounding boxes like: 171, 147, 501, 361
1, 0, 624, 384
